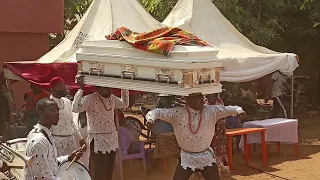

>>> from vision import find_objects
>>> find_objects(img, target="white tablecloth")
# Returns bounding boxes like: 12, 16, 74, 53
239, 118, 298, 151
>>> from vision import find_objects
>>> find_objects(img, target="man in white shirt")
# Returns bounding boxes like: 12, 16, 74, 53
72, 76, 129, 180
266, 71, 290, 118
146, 93, 245, 180
49, 77, 86, 157
24, 98, 83, 180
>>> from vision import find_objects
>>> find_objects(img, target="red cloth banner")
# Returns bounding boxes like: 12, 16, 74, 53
4, 62, 144, 96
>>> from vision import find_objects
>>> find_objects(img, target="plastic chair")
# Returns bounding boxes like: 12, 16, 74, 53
122, 116, 152, 139
116, 127, 147, 175
139, 106, 151, 125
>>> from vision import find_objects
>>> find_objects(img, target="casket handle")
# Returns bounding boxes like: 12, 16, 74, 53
196, 68, 212, 85
121, 65, 137, 80
89, 62, 105, 76
155, 68, 174, 84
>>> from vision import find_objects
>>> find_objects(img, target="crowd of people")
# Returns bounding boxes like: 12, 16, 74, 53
0, 70, 293, 180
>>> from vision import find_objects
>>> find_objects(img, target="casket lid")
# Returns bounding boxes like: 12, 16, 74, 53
77, 40, 221, 64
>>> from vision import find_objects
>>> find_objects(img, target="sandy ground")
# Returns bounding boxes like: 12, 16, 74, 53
112, 109, 320, 180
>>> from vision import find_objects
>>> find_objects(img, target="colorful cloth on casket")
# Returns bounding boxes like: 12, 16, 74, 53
106, 27, 209, 56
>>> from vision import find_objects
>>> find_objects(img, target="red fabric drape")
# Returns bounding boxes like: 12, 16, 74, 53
4, 62, 144, 96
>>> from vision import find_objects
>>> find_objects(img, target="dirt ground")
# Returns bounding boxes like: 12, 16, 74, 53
113, 108, 320, 180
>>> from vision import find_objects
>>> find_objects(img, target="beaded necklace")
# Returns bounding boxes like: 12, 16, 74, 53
186, 106, 203, 134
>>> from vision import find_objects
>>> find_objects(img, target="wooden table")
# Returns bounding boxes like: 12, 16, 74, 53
226, 128, 267, 171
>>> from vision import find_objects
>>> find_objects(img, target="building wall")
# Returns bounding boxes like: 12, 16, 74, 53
0, 0, 64, 33
0, 0, 64, 108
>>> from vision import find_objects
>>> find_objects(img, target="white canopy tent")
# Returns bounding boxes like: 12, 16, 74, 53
3, 1, 163, 179
4, 0, 164, 80
163, 0, 299, 82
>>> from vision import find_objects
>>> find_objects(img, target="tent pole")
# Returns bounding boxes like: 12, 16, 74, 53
290, 75, 294, 118
115, 109, 123, 180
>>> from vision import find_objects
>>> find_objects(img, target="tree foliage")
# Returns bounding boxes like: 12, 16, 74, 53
64, 0, 93, 31
140, 0, 320, 102
141, 0, 320, 47
49, 0, 93, 47
140, 0, 178, 22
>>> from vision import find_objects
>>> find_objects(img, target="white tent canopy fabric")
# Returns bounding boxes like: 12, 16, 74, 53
4, 0, 164, 80
163, 0, 299, 82
38, 0, 164, 63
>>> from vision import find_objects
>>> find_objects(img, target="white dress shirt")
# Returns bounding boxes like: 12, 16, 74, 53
24, 124, 69, 180
146, 105, 243, 171
50, 95, 83, 156
72, 89, 129, 154
271, 71, 287, 98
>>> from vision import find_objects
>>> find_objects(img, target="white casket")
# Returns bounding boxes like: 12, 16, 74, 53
76, 40, 223, 96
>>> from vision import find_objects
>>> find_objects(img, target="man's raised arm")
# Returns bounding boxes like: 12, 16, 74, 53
114, 89, 129, 109
208, 105, 245, 120
146, 108, 176, 124
72, 89, 90, 113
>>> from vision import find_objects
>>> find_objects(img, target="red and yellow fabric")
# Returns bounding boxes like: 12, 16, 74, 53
106, 27, 209, 56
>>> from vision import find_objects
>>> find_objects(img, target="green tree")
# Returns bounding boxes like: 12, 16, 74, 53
49, 0, 93, 48
140, 0, 319, 47
140, 0, 320, 102
140, 0, 178, 22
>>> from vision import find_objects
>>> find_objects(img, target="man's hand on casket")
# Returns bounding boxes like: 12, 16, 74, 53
76, 75, 85, 90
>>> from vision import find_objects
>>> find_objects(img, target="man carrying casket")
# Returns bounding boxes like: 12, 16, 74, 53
49, 77, 85, 157
72, 75, 129, 180
146, 93, 246, 180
